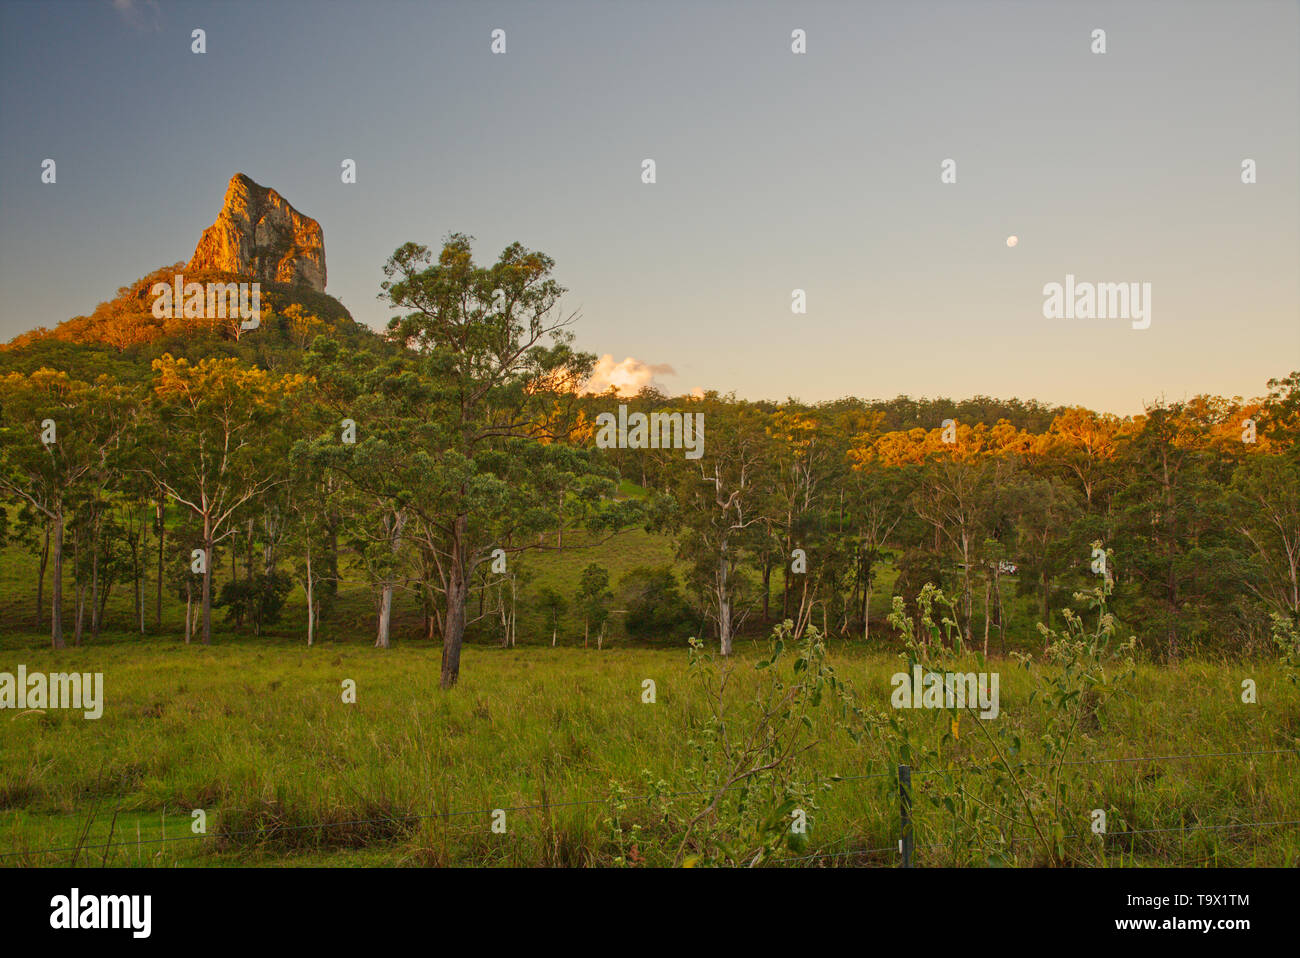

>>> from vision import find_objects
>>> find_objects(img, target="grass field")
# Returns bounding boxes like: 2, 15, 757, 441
1, 630, 1297, 867
3, 517, 1298, 868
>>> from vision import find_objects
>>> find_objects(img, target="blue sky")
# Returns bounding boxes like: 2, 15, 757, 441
1, 0, 1296, 413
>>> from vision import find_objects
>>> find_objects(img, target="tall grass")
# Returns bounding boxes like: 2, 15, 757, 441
1, 637, 1295, 866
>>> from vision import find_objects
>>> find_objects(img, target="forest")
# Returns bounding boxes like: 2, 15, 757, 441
1, 234, 1298, 692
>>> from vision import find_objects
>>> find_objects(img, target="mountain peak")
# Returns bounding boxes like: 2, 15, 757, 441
188, 173, 326, 292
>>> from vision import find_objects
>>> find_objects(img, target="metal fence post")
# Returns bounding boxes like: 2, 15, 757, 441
899, 764, 914, 868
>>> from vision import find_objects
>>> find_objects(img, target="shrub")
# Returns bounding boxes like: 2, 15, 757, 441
218, 570, 293, 635
618, 565, 694, 641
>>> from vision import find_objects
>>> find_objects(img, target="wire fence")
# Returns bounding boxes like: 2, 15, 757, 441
2, 745, 1296, 866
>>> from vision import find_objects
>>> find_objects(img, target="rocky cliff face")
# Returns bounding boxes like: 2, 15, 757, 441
188, 173, 326, 292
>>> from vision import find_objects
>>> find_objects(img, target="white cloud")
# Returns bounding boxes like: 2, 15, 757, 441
583, 354, 676, 397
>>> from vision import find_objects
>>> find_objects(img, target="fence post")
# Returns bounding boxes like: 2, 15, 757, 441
899, 764, 913, 868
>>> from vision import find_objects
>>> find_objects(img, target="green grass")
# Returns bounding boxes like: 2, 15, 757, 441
1, 635, 1296, 867
3, 518, 1297, 867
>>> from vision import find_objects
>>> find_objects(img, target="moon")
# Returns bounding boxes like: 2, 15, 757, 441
1006, 235, 1019, 247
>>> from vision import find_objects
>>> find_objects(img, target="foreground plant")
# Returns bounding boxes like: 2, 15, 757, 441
883, 553, 1136, 866
1273, 613, 1300, 688
631, 621, 864, 867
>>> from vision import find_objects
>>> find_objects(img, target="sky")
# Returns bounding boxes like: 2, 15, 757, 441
0, 0, 1296, 415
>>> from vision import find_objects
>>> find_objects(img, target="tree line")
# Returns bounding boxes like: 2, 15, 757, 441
1, 235, 1297, 686
626, 380, 1299, 661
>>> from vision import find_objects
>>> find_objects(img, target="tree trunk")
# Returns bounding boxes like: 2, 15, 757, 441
90, 529, 101, 640
781, 544, 791, 620
862, 557, 873, 642
508, 575, 518, 648
960, 534, 973, 645
201, 518, 214, 645
375, 509, 405, 649
376, 586, 394, 648
982, 574, 991, 658
73, 526, 85, 647
246, 517, 255, 585
498, 583, 509, 648
996, 574, 1006, 656
305, 537, 314, 647
262, 511, 277, 577
137, 531, 145, 634
35, 521, 49, 630
440, 513, 470, 689
74, 581, 86, 646
132, 528, 143, 634
717, 552, 733, 656
155, 496, 165, 630
51, 510, 65, 649
97, 580, 111, 639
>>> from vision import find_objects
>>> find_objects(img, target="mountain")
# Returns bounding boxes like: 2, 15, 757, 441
189, 173, 326, 292
3, 175, 365, 360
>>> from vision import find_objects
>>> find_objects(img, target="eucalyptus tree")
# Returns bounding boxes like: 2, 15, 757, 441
842, 461, 910, 641
310, 236, 636, 686
1112, 402, 1244, 656
139, 355, 303, 645
1228, 453, 1300, 626
1012, 474, 1082, 628
0, 370, 132, 647
666, 394, 771, 655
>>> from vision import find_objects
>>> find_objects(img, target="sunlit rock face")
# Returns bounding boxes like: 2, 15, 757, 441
188, 173, 326, 292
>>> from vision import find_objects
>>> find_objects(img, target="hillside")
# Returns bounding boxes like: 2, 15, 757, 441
0, 264, 379, 380
1, 173, 381, 374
